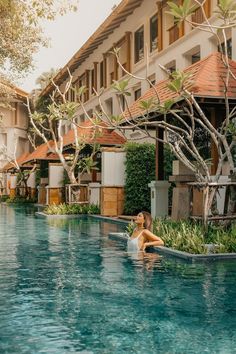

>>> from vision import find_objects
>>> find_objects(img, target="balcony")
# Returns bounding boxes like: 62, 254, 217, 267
192, 7, 204, 25
168, 24, 179, 45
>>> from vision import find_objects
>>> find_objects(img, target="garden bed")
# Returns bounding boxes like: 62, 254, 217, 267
108, 232, 236, 262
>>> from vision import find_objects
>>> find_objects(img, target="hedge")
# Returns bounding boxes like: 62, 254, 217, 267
124, 142, 155, 215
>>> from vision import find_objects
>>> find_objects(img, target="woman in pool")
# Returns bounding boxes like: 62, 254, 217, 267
127, 211, 164, 252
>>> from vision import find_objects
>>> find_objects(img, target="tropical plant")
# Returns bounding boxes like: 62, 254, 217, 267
125, 221, 136, 237
44, 203, 100, 215
151, 218, 236, 254
28, 74, 101, 185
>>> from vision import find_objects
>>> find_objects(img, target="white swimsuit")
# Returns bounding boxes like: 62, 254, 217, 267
127, 230, 143, 252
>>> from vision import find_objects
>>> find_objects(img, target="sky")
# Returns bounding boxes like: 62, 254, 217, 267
20, 0, 122, 93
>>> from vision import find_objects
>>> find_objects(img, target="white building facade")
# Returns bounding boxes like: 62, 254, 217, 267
41, 0, 235, 137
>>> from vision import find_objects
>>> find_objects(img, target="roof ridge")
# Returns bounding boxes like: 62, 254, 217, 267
184, 52, 219, 83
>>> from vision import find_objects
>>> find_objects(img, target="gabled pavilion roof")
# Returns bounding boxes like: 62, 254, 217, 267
40, 0, 143, 97
22, 141, 59, 164
20, 121, 125, 164
63, 120, 126, 147
1, 152, 31, 172
125, 52, 236, 119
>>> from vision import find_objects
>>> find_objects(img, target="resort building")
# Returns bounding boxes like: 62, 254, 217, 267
40, 0, 235, 140
0, 86, 30, 190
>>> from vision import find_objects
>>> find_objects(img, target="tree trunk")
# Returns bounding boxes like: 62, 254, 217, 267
67, 170, 77, 185
202, 186, 209, 231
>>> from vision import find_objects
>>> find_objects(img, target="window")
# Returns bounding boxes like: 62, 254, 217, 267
91, 69, 95, 94
150, 14, 158, 52
87, 109, 93, 118
119, 95, 126, 111
95, 105, 102, 116
134, 26, 144, 63
110, 71, 115, 84
148, 74, 156, 87
165, 60, 176, 74
191, 52, 200, 64
80, 114, 85, 123
100, 61, 104, 87
105, 98, 113, 116
134, 87, 141, 101
70, 88, 75, 102
218, 38, 232, 59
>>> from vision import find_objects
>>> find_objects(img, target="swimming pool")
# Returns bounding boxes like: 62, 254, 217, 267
0, 204, 236, 354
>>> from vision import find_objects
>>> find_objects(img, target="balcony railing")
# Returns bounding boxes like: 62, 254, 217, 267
168, 24, 179, 45
192, 7, 204, 24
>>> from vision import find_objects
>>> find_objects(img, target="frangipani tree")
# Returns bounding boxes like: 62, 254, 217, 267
76, 0, 236, 225
28, 73, 100, 185
0, 139, 37, 198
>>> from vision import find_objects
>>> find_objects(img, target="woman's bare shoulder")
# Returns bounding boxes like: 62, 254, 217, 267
143, 229, 161, 239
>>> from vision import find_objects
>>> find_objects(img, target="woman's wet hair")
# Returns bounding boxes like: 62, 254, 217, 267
141, 211, 152, 231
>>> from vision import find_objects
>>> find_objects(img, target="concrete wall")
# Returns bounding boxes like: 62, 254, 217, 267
101, 149, 126, 186
49, 164, 64, 188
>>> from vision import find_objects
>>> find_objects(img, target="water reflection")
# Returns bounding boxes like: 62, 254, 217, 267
0, 205, 236, 354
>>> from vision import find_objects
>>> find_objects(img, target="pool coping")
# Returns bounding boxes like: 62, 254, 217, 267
35, 211, 130, 224
109, 232, 236, 263
34, 211, 236, 262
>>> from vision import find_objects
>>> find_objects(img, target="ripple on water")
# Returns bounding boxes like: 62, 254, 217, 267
0, 205, 236, 354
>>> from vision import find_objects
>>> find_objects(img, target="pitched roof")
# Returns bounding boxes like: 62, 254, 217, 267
22, 142, 59, 164
1, 152, 31, 172
21, 121, 125, 164
125, 52, 236, 119
40, 0, 143, 97
63, 120, 126, 147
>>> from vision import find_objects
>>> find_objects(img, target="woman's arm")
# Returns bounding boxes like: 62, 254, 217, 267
142, 229, 164, 250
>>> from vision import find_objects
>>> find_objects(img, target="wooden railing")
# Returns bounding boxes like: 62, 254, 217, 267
192, 7, 204, 24
168, 24, 179, 44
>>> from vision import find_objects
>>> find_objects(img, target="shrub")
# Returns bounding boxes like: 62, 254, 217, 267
5, 196, 36, 204
151, 219, 236, 254
44, 203, 100, 215
125, 218, 236, 254
0, 195, 9, 202
124, 142, 155, 215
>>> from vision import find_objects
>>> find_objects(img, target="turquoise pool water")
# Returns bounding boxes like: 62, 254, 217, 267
0, 204, 236, 354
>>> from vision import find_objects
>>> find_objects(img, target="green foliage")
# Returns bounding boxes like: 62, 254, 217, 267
139, 98, 157, 111
124, 142, 155, 215
215, 0, 236, 22
5, 196, 36, 204
125, 221, 136, 237
44, 203, 100, 215
35, 95, 52, 114
152, 218, 236, 254
112, 80, 131, 96
0, 1, 77, 71
0, 195, 9, 202
166, 0, 198, 23
167, 70, 192, 93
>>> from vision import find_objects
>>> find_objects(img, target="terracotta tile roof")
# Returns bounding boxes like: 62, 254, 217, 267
1, 152, 31, 172
125, 52, 236, 119
21, 121, 125, 164
63, 120, 126, 147
22, 141, 59, 164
